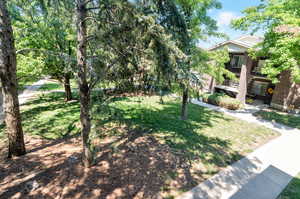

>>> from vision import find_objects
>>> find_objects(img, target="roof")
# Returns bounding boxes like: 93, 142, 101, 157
208, 35, 264, 51
274, 25, 300, 36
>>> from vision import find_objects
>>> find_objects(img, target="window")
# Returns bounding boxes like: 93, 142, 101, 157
250, 81, 269, 96
230, 55, 246, 68
253, 60, 265, 74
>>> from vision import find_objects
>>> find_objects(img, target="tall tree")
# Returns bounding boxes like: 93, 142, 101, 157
149, 0, 222, 119
76, 0, 93, 167
0, 0, 26, 158
73, 0, 182, 166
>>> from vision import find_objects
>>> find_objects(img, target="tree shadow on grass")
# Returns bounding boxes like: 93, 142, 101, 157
94, 97, 242, 168
0, 128, 243, 199
90, 96, 244, 196
0, 94, 245, 199
20, 92, 81, 140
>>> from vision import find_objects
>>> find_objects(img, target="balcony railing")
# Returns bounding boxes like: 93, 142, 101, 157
223, 79, 239, 88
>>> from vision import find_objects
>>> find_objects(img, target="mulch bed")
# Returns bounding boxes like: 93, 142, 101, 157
0, 132, 192, 199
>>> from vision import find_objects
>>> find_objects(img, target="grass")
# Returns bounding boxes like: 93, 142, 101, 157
94, 95, 278, 160
0, 93, 80, 140
18, 78, 38, 93
0, 88, 280, 198
39, 82, 64, 91
38, 79, 78, 91
278, 173, 300, 199
254, 110, 300, 129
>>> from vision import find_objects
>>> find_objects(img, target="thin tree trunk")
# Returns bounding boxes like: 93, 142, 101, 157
76, 0, 93, 167
0, 0, 26, 158
181, 84, 189, 120
64, 73, 72, 101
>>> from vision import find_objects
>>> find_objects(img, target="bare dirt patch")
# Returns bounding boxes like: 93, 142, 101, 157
0, 132, 191, 199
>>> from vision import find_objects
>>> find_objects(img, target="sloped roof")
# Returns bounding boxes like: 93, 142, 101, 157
208, 35, 264, 51
275, 25, 300, 36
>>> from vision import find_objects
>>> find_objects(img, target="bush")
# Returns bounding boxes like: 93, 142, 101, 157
201, 93, 244, 110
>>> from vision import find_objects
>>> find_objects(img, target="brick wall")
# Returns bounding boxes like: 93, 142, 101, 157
0, 89, 2, 113
271, 70, 300, 110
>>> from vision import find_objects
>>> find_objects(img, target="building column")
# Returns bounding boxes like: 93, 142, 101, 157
208, 77, 216, 94
236, 54, 253, 104
0, 88, 2, 114
271, 70, 300, 110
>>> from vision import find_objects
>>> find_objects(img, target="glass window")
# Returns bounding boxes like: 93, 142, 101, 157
230, 55, 246, 68
253, 60, 265, 73
250, 81, 269, 96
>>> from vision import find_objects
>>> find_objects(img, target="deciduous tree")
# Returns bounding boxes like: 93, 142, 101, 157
10, 0, 76, 101
146, 0, 223, 119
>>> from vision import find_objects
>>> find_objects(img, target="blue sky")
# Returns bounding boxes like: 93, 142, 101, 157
199, 0, 264, 49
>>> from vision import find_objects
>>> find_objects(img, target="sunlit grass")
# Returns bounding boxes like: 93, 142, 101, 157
254, 110, 300, 129
0, 89, 280, 198
94, 95, 279, 160
38, 79, 78, 91
278, 173, 300, 199
1, 91, 279, 162
21, 92, 81, 139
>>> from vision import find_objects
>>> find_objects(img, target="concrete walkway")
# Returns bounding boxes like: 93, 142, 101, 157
177, 99, 300, 199
19, 79, 51, 105
0, 79, 49, 123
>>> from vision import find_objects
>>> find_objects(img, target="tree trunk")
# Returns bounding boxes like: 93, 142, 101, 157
64, 73, 72, 101
76, 0, 93, 167
181, 84, 189, 120
0, 0, 26, 158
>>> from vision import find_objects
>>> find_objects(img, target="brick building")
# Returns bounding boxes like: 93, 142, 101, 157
205, 35, 300, 111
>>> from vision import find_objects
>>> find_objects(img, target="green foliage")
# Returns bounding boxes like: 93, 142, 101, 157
8, 0, 229, 97
7, 0, 234, 122
202, 93, 244, 110
94, 2, 186, 91
10, 0, 76, 84
38, 82, 63, 91
193, 47, 235, 84
136, 0, 225, 95
17, 53, 44, 82
232, 0, 300, 83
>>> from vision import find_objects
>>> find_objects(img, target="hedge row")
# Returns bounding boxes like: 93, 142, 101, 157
202, 93, 244, 110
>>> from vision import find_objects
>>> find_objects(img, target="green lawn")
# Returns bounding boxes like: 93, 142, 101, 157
39, 82, 64, 91
0, 90, 280, 198
18, 78, 38, 93
38, 79, 78, 91
278, 173, 300, 199
95, 95, 278, 159
254, 110, 300, 129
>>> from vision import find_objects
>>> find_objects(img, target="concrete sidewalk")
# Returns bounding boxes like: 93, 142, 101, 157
177, 99, 300, 199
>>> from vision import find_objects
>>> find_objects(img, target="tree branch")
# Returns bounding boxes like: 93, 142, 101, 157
88, 58, 119, 89
16, 48, 76, 61
86, 7, 101, 11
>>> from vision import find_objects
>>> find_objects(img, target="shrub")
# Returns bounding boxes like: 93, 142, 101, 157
201, 93, 244, 110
